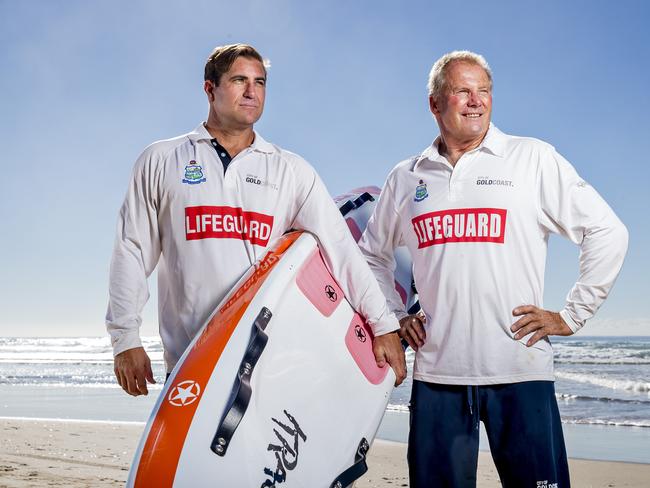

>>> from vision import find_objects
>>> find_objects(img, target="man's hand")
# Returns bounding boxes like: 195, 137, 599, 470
114, 347, 156, 396
398, 314, 426, 351
373, 331, 407, 386
511, 305, 573, 347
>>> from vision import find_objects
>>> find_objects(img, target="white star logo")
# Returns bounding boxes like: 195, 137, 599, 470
168, 380, 201, 407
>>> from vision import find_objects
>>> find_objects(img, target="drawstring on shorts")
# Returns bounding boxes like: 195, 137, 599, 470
467, 386, 480, 431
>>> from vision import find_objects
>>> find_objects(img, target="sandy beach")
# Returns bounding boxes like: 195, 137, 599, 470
1, 418, 649, 487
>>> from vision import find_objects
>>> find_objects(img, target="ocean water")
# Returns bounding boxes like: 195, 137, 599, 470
1, 335, 648, 429
391, 336, 650, 430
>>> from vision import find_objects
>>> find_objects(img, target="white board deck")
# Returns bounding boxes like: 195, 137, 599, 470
127, 231, 396, 487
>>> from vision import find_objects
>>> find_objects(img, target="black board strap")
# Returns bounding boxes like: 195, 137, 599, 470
338, 199, 356, 217
329, 437, 370, 488
353, 192, 374, 208
211, 307, 273, 456
338, 191, 375, 217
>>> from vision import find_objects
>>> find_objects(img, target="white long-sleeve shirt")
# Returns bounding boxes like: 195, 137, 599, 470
106, 123, 398, 370
359, 124, 628, 385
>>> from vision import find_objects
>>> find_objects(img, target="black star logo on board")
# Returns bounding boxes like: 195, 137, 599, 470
354, 324, 367, 342
325, 285, 337, 302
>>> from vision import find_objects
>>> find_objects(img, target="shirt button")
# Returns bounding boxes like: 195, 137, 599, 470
220, 153, 226, 157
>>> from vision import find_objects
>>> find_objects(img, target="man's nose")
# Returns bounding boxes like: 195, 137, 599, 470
467, 91, 482, 106
243, 81, 255, 98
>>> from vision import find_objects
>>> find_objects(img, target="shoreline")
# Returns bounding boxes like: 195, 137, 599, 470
3, 408, 649, 465
2, 418, 650, 487
2, 390, 650, 465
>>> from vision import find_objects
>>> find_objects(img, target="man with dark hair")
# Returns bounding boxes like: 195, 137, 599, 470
359, 50, 628, 487
204, 44, 266, 86
107, 43, 406, 395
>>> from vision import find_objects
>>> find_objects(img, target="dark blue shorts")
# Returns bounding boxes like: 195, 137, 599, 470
408, 380, 570, 488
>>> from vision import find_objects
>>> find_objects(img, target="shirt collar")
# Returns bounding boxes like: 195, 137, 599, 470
416, 123, 506, 169
479, 123, 506, 157
188, 122, 275, 154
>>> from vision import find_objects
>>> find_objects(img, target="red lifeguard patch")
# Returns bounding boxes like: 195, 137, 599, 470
185, 206, 274, 246
411, 208, 507, 248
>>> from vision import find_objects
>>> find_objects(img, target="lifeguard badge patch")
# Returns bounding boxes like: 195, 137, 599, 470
414, 180, 428, 202
183, 160, 207, 185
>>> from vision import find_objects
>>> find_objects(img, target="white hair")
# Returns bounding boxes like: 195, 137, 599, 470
427, 51, 492, 98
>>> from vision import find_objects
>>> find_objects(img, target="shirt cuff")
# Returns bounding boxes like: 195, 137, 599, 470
369, 312, 400, 337
393, 309, 409, 322
559, 309, 582, 334
110, 329, 143, 357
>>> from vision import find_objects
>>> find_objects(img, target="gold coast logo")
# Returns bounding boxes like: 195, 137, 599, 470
475, 176, 513, 187
167, 380, 201, 407
414, 180, 428, 202
182, 160, 206, 185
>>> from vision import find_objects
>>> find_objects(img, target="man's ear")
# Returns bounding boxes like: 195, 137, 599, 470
429, 95, 439, 116
204, 80, 215, 102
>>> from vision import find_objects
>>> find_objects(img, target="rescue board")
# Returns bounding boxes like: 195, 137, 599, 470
334, 186, 418, 313
127, 187, 416, 488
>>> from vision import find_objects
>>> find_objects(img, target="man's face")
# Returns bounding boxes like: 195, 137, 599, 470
205, 56, 266, 130
429, 61, 492, 144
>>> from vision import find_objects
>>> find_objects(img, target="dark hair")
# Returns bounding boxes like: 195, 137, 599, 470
204, 43, 266, 86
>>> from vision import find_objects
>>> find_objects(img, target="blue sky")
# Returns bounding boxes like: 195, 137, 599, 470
0, 0, 648, 337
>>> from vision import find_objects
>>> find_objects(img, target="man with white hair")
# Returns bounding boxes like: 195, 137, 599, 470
359, 51, 628, 486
